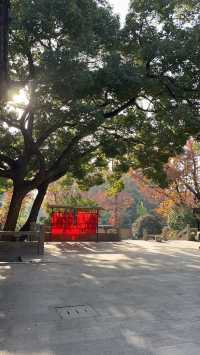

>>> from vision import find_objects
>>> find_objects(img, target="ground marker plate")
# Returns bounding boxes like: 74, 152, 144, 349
56, 305, 97, 319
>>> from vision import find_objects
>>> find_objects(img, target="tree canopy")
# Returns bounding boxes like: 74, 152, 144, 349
0, 0, 200, 230
0, 0, 10, 99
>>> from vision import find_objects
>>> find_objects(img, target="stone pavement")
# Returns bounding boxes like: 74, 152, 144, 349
0, 240, 200, 355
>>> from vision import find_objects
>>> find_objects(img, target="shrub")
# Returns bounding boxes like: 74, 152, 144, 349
168, 206, 197, 231
132, 214, 163, 239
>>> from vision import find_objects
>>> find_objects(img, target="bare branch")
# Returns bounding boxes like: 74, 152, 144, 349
184, 182, 199, 199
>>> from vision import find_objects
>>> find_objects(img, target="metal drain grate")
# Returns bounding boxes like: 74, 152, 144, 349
56, 305, 97, 319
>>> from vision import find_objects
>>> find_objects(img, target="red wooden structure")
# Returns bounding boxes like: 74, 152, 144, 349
50, 205, 101, 241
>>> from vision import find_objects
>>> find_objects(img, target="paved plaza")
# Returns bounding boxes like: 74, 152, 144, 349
0, 240, 200, 354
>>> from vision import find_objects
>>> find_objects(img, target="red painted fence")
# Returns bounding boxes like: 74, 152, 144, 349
51, 210, 98, 241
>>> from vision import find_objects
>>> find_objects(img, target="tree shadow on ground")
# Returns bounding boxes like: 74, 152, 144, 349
1, 241, 200, 354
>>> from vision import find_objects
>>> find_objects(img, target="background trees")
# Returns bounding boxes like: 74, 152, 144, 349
0, 0, 200, 231
130, 139, 200, 230
165, 139, 200, 204
157, 139, 200, 229
132, 214, 163, 239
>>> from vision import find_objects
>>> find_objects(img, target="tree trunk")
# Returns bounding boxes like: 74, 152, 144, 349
21, 183, 48, 231
4, 186, 26, 231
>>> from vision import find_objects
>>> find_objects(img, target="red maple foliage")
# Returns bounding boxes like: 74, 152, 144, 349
84, 189, 133, 226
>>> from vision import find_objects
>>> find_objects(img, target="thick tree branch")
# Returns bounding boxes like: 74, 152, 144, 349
36, 120, 77, 147
47, 145, 99, 184
104, 97, 136, 118
26, 48, 35, 79
47, 135, 82, 175
21, 127, 45, 171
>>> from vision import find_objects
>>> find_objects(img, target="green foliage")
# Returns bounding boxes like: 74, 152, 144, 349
1, 0, 200, 230
106, 177, 124, 197
2, 0, 199, 188
121, 0, 200, 185
39, 215, 51, 225
45, 195, 98, 221
44, 175, 99, 220
0, 179, 12, 194
136, 201, 148, 218
132, 214, 163, 239
168, 207, 197, 231
121, 175, 157, 227
192, 141, 200, 155
1, 0, 121, 183
100, 210, 110, 225
64, 196, 98, 208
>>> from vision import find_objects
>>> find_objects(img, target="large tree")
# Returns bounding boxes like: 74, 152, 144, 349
0, 0, 200, 231
0, 0, 10, 99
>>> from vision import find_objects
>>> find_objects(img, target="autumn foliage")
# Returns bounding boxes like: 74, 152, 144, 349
129, 139, 200, 225
84, 189, 133, 226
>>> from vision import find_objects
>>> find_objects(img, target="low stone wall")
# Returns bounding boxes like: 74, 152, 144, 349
98, 233, 120, 242
119, 228, 132, 240
43, 225, 120, 242
0, 241, 43, 261
0, 227, 44, 261
44, 233, 120, 242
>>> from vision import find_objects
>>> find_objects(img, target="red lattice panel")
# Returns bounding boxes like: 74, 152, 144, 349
51, 210, 98, 241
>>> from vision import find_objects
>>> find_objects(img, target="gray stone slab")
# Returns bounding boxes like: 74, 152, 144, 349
156, 343, 200, 355
1, 241, 200, 354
